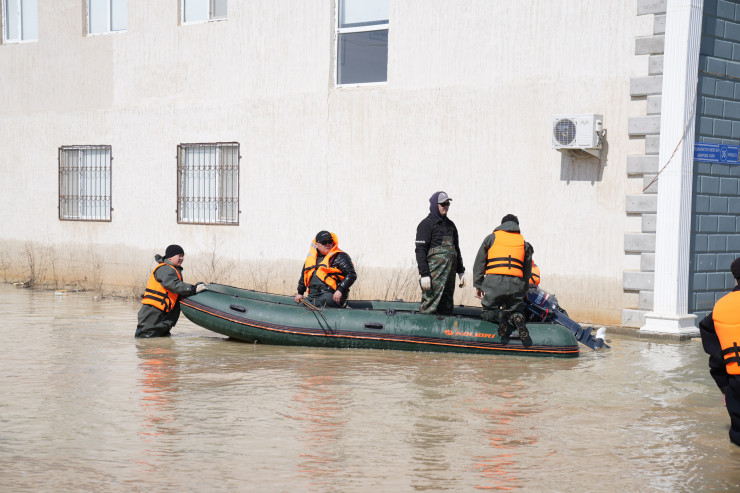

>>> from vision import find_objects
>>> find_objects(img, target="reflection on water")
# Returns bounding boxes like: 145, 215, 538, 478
2, 284, 740, 491
137, 341, 180, 473
291, 361, 345, 487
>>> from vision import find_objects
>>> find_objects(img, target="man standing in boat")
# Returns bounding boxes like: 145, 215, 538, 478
415, 191, 465, 315
473, 214, 533, 341
136, 244, 207, 338
295, 231, 357, 308
699, 257, 740, 447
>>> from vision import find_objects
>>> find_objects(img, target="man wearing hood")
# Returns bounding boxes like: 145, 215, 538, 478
136, 244, 207, 338
415, 191, 465, 315
473, 214, 533, 341
295, 230, 357, 308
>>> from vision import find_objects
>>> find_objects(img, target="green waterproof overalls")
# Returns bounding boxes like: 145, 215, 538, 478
420, 236, 458, 315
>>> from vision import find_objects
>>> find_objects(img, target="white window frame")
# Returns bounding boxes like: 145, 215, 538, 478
87, 0, 127, 36
181, 0, 227, 25
58, 145, 112, 222
335, 0, 389, 87
177, 142, 240, 225
1, 0, 38, 44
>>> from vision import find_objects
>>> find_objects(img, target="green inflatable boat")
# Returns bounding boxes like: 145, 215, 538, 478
181, 284, 580, 357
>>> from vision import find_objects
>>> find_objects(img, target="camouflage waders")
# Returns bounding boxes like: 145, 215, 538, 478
420, 236, 458, 314
479, 278, 529, 341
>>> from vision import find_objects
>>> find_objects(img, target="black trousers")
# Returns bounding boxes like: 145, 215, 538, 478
306, 291, 344, 308
727, 377, 740, 446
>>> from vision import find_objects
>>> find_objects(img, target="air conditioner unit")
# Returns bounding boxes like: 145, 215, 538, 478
552, 114, 603, 157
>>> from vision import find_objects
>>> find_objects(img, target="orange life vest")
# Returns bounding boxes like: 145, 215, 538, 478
530, 262, 541, 286
485, 230, 525, 277
303, 234, 345, 293
713, 291, 740, 375
141, 263, 182, 313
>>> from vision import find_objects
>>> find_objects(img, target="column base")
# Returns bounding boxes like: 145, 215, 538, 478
640, 312, 699, 336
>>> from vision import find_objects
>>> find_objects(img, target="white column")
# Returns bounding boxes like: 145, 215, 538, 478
640, 0, 703, 336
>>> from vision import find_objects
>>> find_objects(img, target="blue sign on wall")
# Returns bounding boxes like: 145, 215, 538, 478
694, 142, 740, 164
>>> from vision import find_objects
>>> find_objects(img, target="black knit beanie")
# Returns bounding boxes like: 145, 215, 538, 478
165, 244, 185, 259
501, 214, 519, 225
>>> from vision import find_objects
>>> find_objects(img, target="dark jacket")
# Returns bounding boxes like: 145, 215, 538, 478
472, 220, 534, 291
149, 254, 198, 299
699, 284, 740, 394
135, 254, 196, 338
415, 213, 465, 277
297, 251, 357, 296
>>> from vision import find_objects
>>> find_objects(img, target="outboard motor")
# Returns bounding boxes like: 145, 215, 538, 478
525, 288, 609, 351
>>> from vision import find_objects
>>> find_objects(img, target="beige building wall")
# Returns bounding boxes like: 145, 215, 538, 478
0, 0, 650, 325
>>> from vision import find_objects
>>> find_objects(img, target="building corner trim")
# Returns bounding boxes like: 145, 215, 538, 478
640, 0, 703, 332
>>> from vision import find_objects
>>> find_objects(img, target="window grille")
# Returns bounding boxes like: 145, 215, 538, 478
336, 0, 388, 85
58, 145, 112, 222
177, 142, 239, 225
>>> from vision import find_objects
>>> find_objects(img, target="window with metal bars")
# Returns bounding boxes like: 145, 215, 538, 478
177, 142, 239, 225
58, 145, 112, 222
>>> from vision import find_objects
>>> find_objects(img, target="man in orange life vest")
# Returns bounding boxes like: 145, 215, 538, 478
294, 231, 357, 308
528, 260, 562, 307
530, 262, 541, 287
699, 257, 740, 446
135, 244, 207, 338
473, 214, 534, 341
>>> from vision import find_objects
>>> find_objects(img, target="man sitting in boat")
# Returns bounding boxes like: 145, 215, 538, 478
524, 261, 608, 350
294, 231, 357, 308
528, 259, 564, 314
472, 214, 534, 341
530, 261, 540, 287
136, 244, 207, 338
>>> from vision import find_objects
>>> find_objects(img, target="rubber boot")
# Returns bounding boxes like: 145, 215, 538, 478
498, 311, 511, 340
510, 312, 529, 341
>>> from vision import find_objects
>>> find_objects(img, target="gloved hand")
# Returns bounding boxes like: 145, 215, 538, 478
420, 276, 431, 291
195, 283, 208, 294
458, 273, 466, 288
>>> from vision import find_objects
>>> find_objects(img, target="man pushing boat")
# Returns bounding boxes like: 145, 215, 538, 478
136, 244, 207, 338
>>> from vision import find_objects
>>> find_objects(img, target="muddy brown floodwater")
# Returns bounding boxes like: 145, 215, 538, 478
2, 284, 740, 492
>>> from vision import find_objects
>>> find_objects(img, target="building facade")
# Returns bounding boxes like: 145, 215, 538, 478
1, 0, 736, 330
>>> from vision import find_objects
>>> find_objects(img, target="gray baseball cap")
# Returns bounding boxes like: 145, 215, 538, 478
437, 192, 452, 203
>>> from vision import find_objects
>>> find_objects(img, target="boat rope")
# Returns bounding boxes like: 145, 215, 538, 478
299, 298, 333, 334
204, 284, 336, 334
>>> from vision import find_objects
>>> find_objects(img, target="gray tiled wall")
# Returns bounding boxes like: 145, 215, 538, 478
690, 0, 740, 319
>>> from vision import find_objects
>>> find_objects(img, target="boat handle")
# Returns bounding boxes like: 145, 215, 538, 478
363, 322, 384, 330
230, 304, 247, 313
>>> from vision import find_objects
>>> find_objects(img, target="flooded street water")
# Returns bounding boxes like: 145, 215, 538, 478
2, 284, 740, 492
